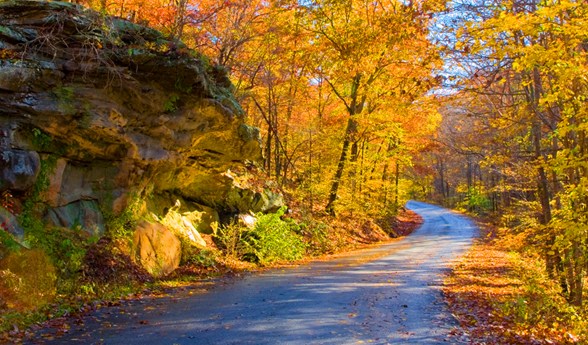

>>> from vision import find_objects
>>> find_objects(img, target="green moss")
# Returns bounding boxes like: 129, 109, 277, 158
53, 86, 76, 115
103, 193, 144, 240
0, 249, 57, 311
31, 128, 52, 152
163, 93, 180, 113
0, 230, 20, 253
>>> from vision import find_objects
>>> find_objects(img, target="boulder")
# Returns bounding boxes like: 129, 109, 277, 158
161, 207, 207, 248
225, 187, 285, 213
146, 196, 219, 235
0, 148, 40, 192
184, 203, 219, 235
238, 213, 256, 228
132, 221, 181, 277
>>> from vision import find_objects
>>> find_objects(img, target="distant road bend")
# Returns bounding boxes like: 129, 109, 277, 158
29, 201, 478, 345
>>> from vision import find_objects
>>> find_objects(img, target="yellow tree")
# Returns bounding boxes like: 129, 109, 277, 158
304, 0, 444, 214
453, 0, 588, 306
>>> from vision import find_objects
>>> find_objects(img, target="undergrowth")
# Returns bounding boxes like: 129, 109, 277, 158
445, 220, 587, 344
214, 207, 306, 266
500, 250, 587, 342
240, 208, 306, 265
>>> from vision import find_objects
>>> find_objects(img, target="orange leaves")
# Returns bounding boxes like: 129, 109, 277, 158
444, 222, 586, 344
76, 0, 444, 211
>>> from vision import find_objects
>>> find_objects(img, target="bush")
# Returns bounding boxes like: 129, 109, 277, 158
458, 187, 492, 214
26, 226, 90, 293
182, 248, 218, 268
240, 208, 306, 265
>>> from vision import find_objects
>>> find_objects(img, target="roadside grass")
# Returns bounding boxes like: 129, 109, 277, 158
444, 221, 587, 344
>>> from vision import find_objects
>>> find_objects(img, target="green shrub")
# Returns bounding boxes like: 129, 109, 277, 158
182, 248, 218, 268
458, 187, 492, 214
0, 229, 21, 253
499, 251, 587, 339
240, 208, 306, 265
25, 227, 89, 293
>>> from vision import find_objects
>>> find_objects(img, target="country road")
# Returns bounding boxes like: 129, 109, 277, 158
25, 201, 478, 345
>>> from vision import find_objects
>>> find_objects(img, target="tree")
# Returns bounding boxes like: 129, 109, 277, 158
442, 0, 588, 306
303, 0, 444, 214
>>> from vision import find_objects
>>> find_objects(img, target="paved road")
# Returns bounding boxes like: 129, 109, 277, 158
26, 201, 477, 345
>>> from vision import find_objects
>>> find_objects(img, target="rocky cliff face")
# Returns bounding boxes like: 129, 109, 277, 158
0, 1, 280, 255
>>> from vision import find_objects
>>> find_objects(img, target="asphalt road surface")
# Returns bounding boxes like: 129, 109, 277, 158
26, 201, 477, 345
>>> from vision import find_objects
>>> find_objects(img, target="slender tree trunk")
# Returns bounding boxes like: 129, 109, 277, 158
568, 242, 584, 306
531, 118, 558, 281
274, 109, 281, 179
394, 162, 400, 209
349, 141, 359, 194
325, 117, 357, 215
265, 129, 272, 176
308, 130, 314, 213
324, 74, 362, 215
172, 0, 188, 41
381, 161, 389, 207
436, 156, 446, 200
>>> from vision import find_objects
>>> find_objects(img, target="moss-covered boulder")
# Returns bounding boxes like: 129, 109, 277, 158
0, 249, 56, 311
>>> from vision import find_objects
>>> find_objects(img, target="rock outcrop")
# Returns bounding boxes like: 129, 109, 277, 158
0, 0, 281, 274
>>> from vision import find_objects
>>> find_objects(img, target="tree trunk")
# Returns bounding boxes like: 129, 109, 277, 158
394, 162, 400, 209
265, 129, 272, 176
531, 119, 559, 282
325, 117, 357, 215
172, 0, 188, 41
324, 74, 362, 214
349, 141, 359, 194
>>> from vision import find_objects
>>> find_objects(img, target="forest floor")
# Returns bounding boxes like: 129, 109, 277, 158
443, 218, 586, 344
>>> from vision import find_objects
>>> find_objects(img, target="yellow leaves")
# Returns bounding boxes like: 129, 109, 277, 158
0, 48, 19, 60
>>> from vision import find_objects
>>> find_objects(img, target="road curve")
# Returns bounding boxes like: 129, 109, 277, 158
27, 201, 477, 345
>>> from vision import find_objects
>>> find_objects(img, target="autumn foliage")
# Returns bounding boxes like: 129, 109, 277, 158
76, 0, 443, 219
420, 0, 588, 331
69, 0, 588, 338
